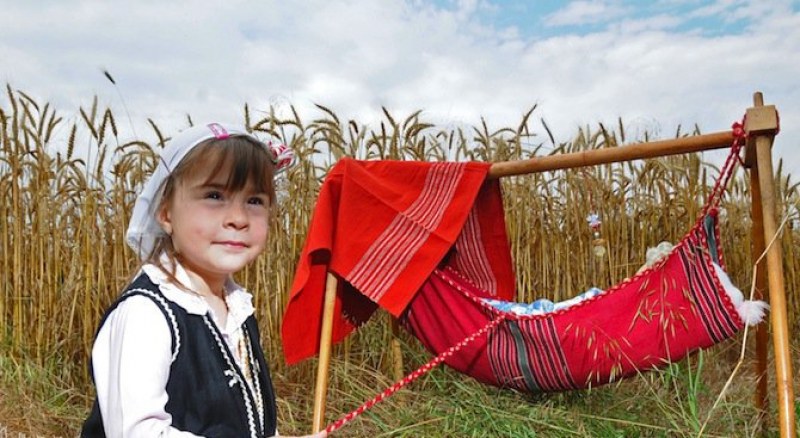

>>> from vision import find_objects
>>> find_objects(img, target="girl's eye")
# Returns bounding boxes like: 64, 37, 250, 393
205, 191, 224, 200
248, 196, 267, 206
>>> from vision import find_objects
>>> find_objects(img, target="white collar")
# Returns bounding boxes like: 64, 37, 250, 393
139, 257, 255, 332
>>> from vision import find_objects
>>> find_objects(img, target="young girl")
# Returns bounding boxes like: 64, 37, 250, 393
82, 123, 325, 437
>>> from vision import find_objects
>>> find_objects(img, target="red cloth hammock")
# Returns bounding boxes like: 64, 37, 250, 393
282, 152, 745, 391
403, 209, 743, 391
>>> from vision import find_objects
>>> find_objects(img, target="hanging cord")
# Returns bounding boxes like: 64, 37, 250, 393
324, 313, 507, 435
700, 117, 748, 215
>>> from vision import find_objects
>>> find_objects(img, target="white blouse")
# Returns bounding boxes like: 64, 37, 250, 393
91, 261, 262, 437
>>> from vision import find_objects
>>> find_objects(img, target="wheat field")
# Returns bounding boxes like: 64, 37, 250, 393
1, 86, 798, 436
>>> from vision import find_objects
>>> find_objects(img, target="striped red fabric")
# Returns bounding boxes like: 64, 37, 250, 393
678, 227, 741, 343
348, 162, 467, 302
403, 208, 744, 393
449, 179, 516, 298
517, 318, 578, 391
282, 158, 496, 365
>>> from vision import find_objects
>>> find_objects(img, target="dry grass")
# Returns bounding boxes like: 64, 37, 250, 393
1, 86, 798, 436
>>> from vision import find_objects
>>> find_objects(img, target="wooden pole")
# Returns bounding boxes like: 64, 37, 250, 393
747, 92, 796, 438
312, 272, 339, 433
390, 317, 405, 390
747, 159, 771, 432
489, 131, 734, 178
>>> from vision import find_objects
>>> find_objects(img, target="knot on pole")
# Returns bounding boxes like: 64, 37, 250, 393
732, 118, 747, 146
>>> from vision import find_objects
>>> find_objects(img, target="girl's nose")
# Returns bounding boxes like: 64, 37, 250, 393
224, 201, 249, 229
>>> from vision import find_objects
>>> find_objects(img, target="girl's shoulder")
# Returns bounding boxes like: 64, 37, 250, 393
111, 272, 180, 319
99, 273, 181, 360
102, 272, 165, 314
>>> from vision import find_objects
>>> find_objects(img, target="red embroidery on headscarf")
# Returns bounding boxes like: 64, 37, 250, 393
207, 123, 230, 139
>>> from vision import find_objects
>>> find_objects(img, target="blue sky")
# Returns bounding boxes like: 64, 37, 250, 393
1, 0, 798, 183
462, 0, 795, 38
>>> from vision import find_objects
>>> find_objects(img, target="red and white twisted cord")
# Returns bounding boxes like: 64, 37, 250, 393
324, 313, 507, 434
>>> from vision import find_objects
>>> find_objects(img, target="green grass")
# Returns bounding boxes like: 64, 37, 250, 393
0, 346, 88, 435
272, 325, 788, 437
0, 324, 796, 437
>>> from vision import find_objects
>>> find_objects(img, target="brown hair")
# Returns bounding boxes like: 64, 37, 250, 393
143, 135, 277, 289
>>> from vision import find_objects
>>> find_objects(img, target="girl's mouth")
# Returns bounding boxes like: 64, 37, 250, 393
217, 241, 248, 248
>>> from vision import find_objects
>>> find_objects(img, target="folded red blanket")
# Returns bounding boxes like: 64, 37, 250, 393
282, 158, 514, 364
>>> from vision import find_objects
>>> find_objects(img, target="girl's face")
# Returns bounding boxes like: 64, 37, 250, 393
157, 166, 270, 290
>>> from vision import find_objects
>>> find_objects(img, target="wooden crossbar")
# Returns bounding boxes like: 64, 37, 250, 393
488, 131, 735, 178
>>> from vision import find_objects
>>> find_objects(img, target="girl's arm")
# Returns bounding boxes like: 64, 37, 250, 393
92, 296, 202, 437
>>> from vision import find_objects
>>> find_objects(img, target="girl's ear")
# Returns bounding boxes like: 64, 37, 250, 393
157, 205, 173, 236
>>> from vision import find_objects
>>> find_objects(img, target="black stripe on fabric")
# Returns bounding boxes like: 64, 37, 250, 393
703, 214, 720, 265
508, 320, 540, 392
686, 241, 725, 341
678, 244, 721, 343
689, 239, 739, 336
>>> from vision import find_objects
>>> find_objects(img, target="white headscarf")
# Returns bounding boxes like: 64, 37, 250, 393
125, 122, 295, 260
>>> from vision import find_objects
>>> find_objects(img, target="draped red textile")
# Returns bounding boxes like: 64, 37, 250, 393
282, 157, 745, 393
282, 158, 513, 365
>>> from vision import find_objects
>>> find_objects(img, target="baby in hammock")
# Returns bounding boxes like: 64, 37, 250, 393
482, 242, 768, 326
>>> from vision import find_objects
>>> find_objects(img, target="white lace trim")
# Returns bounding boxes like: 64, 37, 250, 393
202, 315, 263, 438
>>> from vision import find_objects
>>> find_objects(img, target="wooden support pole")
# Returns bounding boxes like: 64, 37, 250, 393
489, 131, 735, 178
748, 92, 796, 438
390, 317, 405, 389
748, 160, 771, 431
312, 272, 339, 433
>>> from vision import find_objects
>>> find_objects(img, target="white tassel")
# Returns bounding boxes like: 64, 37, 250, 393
736, 300, 770, 326
712, 263, 769, 326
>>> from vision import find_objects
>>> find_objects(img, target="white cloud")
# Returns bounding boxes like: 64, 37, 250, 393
0, 0, 798, 180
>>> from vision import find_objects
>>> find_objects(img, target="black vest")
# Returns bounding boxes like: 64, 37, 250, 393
82, 274, 277, 437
